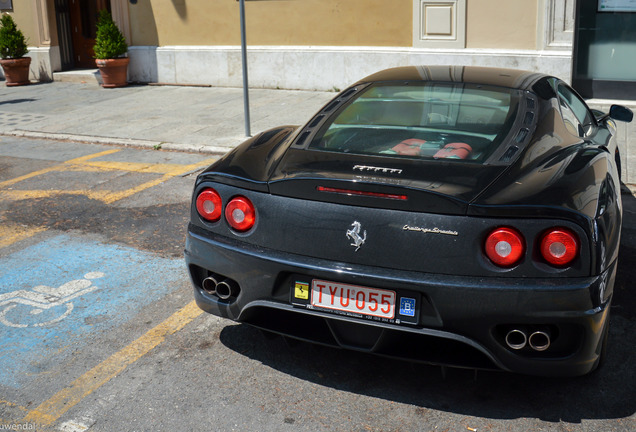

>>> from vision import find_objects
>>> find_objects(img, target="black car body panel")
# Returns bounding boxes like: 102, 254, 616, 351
188, 183, 592, 278
185, 66, 631, 376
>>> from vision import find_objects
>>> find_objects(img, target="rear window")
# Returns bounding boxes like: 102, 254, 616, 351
308, 83, 522, 163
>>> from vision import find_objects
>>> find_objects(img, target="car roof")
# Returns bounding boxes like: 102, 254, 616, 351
355, 66, 549, 91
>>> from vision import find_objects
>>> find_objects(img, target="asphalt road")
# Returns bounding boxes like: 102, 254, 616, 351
0, 137, 634, 432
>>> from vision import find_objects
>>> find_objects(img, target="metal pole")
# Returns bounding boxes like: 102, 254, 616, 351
239, 0, 251, 137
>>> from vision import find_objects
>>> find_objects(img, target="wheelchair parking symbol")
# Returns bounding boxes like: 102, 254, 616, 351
0, 272, 105, 328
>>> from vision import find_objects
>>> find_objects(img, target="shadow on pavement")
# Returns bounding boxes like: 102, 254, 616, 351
0, 98, 37, 105
6, 195, 189, 257
614, 190, 636, 319
220, 319, 634, 423
220, 191, 636, 423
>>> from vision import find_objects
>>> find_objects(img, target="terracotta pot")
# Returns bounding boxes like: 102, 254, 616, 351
1, 57, 32, 86
95, 57, 130, 88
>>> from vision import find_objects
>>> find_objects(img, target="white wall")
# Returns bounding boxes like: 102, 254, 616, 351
127, 46, 574, 91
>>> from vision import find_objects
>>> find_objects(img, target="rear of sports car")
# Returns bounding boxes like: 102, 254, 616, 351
185, 75, 618, 376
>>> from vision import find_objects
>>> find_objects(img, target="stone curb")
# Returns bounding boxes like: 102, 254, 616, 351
2, 130, 234, 157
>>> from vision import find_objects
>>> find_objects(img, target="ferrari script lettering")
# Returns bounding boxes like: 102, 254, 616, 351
353, 165, 403, 174
403, 225, 459, 236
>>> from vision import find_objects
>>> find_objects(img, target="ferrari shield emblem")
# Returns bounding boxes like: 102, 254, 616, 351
346, 221, 367, 251
294, 281, 309, 300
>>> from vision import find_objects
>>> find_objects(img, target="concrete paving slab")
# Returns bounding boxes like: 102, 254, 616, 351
1, 82, 635, 187
0, 82, 334, 158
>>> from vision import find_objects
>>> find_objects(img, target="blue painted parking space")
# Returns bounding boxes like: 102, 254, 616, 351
0, 234, 185, 389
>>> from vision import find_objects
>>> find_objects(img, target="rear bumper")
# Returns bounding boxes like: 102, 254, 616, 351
185, 228, 614, 377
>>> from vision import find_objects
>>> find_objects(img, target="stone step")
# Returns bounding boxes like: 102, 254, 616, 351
53, 69, 102, 85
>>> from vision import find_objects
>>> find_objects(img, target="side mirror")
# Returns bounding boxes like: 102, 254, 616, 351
609, 105, 633, 123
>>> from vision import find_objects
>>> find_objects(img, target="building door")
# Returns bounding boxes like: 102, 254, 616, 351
56, 0, 110, 70
572, 0, 636, 99
54, 0, 74, 70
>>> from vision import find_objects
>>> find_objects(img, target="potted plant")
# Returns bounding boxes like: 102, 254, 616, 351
93, 9, 129, 88
0, 13, 31, 86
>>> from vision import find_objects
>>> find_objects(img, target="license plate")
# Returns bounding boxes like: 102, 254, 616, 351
311, 279, 396, 319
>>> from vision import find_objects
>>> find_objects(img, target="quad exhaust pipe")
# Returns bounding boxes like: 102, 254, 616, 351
505, 327, 551, 352
528, 329, 551, 351
215, 280, 238, 300
201, 276, 239, 300
504, 328, 528, 350
202, 276, 219, 295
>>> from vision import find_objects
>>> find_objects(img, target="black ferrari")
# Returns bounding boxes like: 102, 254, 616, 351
185, 66, 633, 376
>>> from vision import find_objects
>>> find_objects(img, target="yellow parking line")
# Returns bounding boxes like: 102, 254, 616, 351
0, 223, 46, 249
0, 399, 28, 413
82, 161, 196, 174
0, 190, 74, 201
99, 158, 216, 204
62, 149, 123, 164
23, 301, 203, 426
0, 189, 128, 202
0, 156, 216, 204
0, 149, 120, 189
99, 173, 176, 204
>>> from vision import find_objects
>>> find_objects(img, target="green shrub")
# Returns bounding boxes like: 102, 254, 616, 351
93, 10, 127, 59
0, 14, 29, 59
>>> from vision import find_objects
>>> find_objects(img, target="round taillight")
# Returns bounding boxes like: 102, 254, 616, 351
485, 227, 525, 267
196, 188, 222, 222
540, 228, 579, 266
225, 196, 256, 232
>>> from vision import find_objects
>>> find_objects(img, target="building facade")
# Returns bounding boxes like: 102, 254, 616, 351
5, 1, 636, 97
3, 1, 636, 184
5, 0, 579, 92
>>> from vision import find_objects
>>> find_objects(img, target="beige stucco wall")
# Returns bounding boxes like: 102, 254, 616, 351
129, 0, 413, 47
130, 0, 538, 50
3, 1, 59, 48
7, 0, 538, 51
5, 2, 38, 48
466, 0, 538, 50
